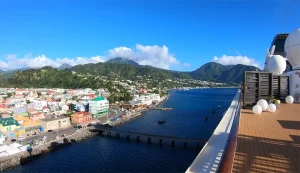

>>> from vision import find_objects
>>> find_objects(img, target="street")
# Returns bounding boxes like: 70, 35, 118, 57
20, 127, 77, 145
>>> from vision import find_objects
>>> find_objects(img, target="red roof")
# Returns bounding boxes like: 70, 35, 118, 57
76, 111, 90, 115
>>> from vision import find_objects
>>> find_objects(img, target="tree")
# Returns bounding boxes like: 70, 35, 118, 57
123, 92, 132, 101
7, 93, 12, 98
26, 100, 30, 104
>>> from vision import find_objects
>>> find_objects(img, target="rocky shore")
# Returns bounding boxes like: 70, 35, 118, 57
0, 129, 97, 172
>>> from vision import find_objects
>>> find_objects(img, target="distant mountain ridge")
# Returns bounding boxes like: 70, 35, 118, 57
57, 63, 72, 70
0, 57, 260, 88
189, 62, 259, 83
106, 57, 139, 66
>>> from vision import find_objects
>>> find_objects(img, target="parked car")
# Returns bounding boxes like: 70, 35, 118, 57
42, 136, 47, 143
48, 130, 53, 132
18, 136, 25, 141
11, 139, 16, 142
27, 139, 34, 146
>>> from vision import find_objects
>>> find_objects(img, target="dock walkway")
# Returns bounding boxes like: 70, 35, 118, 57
233, 104, 300, 173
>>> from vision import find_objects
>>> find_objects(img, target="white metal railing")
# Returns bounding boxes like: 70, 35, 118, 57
186, 91, 241, 173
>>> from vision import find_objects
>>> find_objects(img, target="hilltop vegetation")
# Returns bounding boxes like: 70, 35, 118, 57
0, 58, 260, 89
189, 62, 259, 83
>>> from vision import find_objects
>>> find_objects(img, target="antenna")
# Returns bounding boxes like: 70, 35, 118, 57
264, 45, 276, 71
270, 45, 276, 56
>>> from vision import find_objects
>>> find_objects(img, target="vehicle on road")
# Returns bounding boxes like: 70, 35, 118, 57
34, 140, 39, 145
48, 130, 53, 132
11, 139, 16, 142
27, 139, 34, 146
18, 136, 25, 141
42, 136, 47, 143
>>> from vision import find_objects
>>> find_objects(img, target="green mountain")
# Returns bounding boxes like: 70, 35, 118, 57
189, 62, 232, 81
218, 64, 259, 83
189, 62, 260, 83
69, 61, 191, 81
106, 57, 139, 66
6, 66, 105, 89
57, 63, 72, 70
0, 58, 260, 88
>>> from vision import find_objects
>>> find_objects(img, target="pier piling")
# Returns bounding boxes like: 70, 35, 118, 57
126, 134, 130, 140
197, 143, 200, 149
116, 133, 120, 139
147, 137, 151, 144
159, 139, 163, 146
184, 141, 187, 148
136, 136, 140, 142
171, 140, 175, 147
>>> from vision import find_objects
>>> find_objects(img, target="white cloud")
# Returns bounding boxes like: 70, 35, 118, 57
183, 62, 190, 67
1, 54, 105, 70
212, 55, 261, 68
107, 44, 179, 69
1, 44, 179, 70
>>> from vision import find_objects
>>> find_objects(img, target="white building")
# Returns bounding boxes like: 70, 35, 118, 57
88, 97, 109, 118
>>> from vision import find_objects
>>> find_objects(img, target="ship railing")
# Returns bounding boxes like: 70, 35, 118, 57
186, 89, 241, 173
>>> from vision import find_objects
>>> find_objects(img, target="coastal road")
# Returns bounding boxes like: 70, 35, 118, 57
21, 127, 77, 145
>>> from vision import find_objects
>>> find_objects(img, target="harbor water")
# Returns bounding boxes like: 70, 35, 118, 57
4, 88, 237, 173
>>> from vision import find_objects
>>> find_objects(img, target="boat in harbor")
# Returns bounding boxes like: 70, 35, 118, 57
158, 120, 166, 124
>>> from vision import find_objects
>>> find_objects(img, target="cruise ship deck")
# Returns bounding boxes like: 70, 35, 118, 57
232, 103, 300, 173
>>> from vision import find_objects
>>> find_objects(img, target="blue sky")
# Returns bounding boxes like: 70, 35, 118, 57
0, 0, 299, 71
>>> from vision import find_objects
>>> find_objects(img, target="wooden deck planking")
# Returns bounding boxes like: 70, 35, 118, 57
233, 103, 300, 173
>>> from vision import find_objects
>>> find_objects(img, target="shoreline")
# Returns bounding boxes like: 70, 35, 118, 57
110, 95, 169, 127
0, 129, 97, 172
0, 95, 169, 172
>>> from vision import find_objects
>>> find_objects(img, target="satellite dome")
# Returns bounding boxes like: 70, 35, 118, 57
285, 28, 300, 69
266, 55, 286, 74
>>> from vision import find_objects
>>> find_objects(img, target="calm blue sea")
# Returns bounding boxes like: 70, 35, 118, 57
4, 88, 237, 173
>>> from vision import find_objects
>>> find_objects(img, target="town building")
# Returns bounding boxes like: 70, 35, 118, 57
88, 97, 109, 118
14, 116, 41, 136
39, 116, 71, 131
29, 112, 45, 121
71, 112, 93, 125
0, 117, 20, 133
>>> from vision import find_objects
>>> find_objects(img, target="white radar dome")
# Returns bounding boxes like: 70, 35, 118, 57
266, 55, 286, 74
285, 28, 300, 69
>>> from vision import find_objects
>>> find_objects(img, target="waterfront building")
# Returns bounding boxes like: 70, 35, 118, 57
14, 116, 41, 135
39, 116, 71, 131
71, 112, 93, 125
88, 97, 109, 119
0, 117, 20, 133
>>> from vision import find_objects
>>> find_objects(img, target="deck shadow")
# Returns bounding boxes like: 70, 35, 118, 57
277, 120, 300, 130
233, 134, 300, 173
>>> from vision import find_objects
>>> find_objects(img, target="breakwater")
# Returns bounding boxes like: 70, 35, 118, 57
0, 129, 97, 172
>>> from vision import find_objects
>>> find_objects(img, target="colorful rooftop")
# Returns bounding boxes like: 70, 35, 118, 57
0, 117, 19, 126
94, 97, 105, 101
